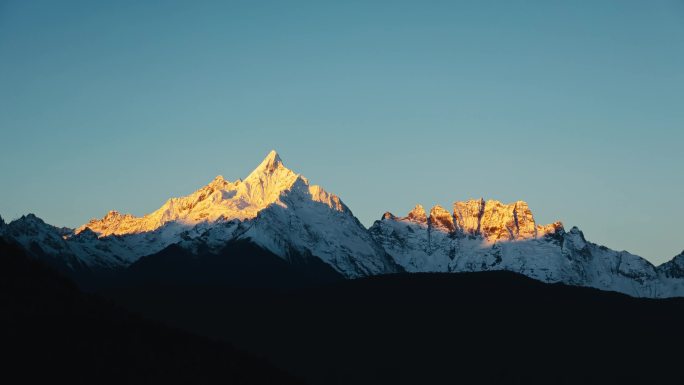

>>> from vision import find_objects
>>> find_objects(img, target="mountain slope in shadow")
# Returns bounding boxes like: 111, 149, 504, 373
106, 271, 684, 385
0, 239, 305, 385
120, 239, 345, 288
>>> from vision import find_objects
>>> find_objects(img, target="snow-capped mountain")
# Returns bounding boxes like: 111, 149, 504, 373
75, 151, 300, 236
2, 151, 684, 297
369, 200, 680, 297
0, 214, 88, 273
1, 151, 398, 278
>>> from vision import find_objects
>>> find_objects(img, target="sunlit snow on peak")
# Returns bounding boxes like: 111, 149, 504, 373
76, 151, 346, 237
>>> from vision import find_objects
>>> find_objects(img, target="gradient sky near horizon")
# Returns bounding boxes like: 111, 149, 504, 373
1, 0, 683, 264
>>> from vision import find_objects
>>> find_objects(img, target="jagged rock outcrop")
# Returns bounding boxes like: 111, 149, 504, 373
406, 204, 428, 224
453, 199, 484, 236
452, 199, 542, 241
429, 205, 454, 232
370, 201, 681, 298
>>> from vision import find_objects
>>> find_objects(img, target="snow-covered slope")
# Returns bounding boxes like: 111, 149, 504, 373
655, 251, 684, 295
0, 214, 87, 272
659, 251, 684, 278
2, 151, 397, 278
370, 201, 681, 298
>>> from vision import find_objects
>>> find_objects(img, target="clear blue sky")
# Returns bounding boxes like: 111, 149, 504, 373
1, 0, 682, 264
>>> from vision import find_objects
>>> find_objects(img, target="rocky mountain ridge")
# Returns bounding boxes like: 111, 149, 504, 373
370, 204, 668, 297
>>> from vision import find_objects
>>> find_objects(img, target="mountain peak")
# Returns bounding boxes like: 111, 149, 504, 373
211, 175, 226, 183
105, 210, 121, 218
7, 214, 54, 234
102, 210, 134, 222
406, 204, 427, 223
429, 205, 455, 232
75, 151, 302, 237
266, 149, 281, 161
207, 175, 231, 190
22, 213, 44, 223
251, 150, 283, 175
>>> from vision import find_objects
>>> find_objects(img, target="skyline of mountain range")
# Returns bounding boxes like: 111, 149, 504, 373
2, 150, 683, 298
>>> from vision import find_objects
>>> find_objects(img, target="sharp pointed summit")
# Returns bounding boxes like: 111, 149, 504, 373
265, 149, 282, 165
249, 150, 284, 177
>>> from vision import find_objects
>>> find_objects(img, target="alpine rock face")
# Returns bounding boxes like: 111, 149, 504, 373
369, 199, 677, 297
0, 151, 397, 279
